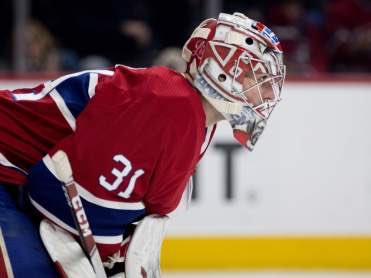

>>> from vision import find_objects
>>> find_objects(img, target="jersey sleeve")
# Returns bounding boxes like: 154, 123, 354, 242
0, 82, 71, 183
0, 70, 115, 186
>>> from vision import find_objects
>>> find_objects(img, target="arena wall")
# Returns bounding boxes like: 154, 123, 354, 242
2, 77, 371, 270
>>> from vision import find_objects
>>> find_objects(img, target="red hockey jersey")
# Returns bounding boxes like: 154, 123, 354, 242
1, 65, 216, 260
57, 65, 216, 214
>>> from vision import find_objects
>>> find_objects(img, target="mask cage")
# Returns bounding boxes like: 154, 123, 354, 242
230, 53, 286, 119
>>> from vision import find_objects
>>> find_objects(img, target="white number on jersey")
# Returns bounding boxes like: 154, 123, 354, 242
99, 154, 144, 199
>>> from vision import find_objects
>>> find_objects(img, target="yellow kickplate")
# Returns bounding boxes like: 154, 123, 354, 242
161, 236, 371, 270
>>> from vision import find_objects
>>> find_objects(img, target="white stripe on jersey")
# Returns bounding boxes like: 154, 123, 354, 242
43, 155, 146, 211
29, 196, 78, 235
48, 70, 114, 130
45, 70, 114, 95
75, 183, 145, 211
12, 69, 114, 102
0, 152, 27, 175
29, 197, 123, 245
49, 89, 76, 131
88, 73, 99, 98
45, 69, 114, 94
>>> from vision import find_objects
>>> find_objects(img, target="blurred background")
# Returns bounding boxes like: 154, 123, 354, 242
1, 0, 371, 277
1, 0, 371, 75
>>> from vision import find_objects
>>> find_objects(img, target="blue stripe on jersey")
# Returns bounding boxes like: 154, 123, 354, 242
55, 73, 91, 118
79, 198, 145, 236
26, 161, 146, 237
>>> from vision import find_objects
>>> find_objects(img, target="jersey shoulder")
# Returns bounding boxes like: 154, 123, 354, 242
103, 64, 198, 102
146, 66, 196, 97
146, 66, 205, 120
97, 65, 205, 136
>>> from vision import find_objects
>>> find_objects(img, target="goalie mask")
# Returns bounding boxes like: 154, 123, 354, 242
182, 12, 286, 150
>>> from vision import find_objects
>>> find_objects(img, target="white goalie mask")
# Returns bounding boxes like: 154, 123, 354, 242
182, 12, 286, 150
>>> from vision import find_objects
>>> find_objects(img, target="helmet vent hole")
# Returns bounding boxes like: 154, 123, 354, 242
218, 74, 227, 82
245, 37, 254, 45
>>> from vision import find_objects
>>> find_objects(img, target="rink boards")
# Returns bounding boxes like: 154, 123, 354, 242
163, 79, 371, 270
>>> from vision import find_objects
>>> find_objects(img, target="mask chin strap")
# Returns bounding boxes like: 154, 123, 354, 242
203, 95, 242, 115
194, 74, 244, 115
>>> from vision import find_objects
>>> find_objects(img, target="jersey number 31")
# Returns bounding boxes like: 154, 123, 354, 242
99, 154, 144, 199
